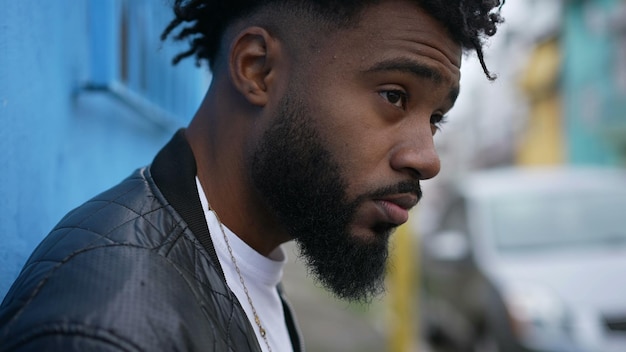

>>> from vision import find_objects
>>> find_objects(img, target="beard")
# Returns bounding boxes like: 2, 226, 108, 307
249, 91, 421, 302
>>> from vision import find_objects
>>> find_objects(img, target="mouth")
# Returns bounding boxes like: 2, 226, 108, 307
373, 193, 419, 226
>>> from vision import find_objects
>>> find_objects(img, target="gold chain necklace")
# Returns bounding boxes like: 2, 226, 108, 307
208, 203, 272, 352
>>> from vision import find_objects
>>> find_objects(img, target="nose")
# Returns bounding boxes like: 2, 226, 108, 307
389, 125, 441, 180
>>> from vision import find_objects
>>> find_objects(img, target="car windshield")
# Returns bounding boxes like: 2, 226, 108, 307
487, 191, 626, 253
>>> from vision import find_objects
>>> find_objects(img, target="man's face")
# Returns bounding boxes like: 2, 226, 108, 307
250, 0, 462, 301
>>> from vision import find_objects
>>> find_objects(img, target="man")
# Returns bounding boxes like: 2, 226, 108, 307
0, 0, 503, 351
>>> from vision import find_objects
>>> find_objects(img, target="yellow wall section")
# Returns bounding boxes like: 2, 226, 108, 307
517, 38, 565, 165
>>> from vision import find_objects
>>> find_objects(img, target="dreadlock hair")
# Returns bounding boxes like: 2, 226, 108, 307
161, 0, 505, 80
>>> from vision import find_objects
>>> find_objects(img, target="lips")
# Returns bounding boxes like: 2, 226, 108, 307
374, 193, 419, 225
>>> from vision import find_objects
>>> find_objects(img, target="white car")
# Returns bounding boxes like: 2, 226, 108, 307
421, 166, 626, 352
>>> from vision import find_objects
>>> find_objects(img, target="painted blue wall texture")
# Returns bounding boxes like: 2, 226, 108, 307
0, 1, 210, 298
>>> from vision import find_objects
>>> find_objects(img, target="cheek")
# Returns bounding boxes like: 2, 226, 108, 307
303, 70, 400, 187
310, 98, 393, 196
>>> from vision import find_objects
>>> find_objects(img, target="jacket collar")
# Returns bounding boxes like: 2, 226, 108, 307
150, 128, 226, 281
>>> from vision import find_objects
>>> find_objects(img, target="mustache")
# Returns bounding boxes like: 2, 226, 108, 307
358, 180, 422, 203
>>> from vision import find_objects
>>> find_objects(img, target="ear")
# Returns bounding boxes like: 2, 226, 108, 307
229, 27, 280, 107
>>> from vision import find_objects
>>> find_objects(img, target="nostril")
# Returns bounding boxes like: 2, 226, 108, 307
407, 168, 421, 180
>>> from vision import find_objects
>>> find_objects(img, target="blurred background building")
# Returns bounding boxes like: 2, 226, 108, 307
1, 0, 625, 351
416, 1, 626, 351
420, 0, 626, 232
440, 0, 626, 173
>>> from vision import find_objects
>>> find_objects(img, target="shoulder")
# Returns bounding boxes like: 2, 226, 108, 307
0, 243, 220, 351
25, 166, 186, 266
1, 169, 219, 351
0, 168, 258, 351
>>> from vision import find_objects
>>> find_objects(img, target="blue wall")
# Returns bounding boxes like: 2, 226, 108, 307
0, 1, 208, 297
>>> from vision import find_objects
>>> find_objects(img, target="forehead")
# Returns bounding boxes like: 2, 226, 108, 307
312, 0, 462, 85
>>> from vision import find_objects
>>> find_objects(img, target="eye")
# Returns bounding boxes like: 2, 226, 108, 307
379, 90, 407, 109
430, 113, 448, 135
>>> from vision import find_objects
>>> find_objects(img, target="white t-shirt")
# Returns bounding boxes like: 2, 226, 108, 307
196, 178, 293, 352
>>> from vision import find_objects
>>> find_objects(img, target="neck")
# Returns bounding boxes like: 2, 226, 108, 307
185, 87, 290, 256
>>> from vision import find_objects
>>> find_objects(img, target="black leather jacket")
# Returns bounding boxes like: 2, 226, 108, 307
0, 130, 302, 352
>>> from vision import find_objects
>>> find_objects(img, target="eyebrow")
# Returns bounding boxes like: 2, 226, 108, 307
364, 58, 460, 105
